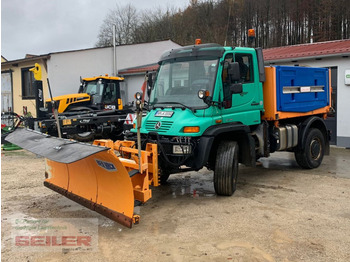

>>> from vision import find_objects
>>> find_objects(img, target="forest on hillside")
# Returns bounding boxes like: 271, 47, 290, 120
96, 0, 350, 48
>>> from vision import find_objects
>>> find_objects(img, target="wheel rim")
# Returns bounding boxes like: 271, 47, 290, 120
310, 138, 322, 160
77, 132, 92, 137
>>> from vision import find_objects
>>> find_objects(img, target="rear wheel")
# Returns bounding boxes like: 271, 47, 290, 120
214, 141, 239, 196
71, 131, 95, 142
67, 107, 95, 142
294, 128, 325, 169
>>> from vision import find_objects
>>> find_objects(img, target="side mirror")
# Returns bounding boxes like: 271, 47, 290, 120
230, 83, 243, 94
146, 71, 156, 97
78, 79, 84, 93
147, 71, 156, 88
228, 62, 241, 82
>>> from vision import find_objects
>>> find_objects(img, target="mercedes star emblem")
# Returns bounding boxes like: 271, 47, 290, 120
154, 121, 162, 130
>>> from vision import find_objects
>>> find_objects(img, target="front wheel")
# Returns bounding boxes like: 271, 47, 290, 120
295, 128, 325, 169
214, 141, 239, 196
158, 167, 171, 185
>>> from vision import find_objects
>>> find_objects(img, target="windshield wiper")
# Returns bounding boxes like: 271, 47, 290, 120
152, 102, 192, 111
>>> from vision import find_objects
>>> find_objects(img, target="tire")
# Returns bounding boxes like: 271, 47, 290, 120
214, 141, 239, 196
67, 107, 95, 142
71, 131, 95, 142
294, 128, 325, 169
159, 168, 170, 185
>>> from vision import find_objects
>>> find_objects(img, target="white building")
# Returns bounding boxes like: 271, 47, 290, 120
1, 40, 181, 117
47, 40, 181, 102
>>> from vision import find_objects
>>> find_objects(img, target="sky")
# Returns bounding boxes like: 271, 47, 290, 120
1, 0, 190, 61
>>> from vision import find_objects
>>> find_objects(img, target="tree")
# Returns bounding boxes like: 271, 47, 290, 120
96, 0, 349, 49
95, 4, 138, 47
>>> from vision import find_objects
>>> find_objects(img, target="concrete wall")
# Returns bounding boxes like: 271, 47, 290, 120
47, 40, 180, 100
47, 47, 113, 97
266, 56, 350, 147
122, 74, 145, 104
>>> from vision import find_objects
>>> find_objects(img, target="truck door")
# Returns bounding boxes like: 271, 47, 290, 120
102, 81, 121, 110
220, 52, 261, 125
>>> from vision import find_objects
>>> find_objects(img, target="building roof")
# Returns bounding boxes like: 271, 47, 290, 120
118, 63, 159, 76
263, 39, 350, 62
1, 54, 51, 67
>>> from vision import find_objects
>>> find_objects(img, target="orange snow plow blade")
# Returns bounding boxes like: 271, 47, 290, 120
45, 140, 159, 228
5, 129, 159, 228
45, 150, 136, 227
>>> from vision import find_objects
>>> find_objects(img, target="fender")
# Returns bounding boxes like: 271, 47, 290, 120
298, 116, 330, 155
64, 105, 95, 113
202, 122, 251, 136
195, 122, 256, 169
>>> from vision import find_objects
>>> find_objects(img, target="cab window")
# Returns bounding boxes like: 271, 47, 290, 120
222, 53, 233, 108
234, 54, 253, 83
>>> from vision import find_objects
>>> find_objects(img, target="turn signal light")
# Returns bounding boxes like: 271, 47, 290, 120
184, 126, 200, 133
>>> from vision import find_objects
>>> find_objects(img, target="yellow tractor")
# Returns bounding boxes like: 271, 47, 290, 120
27, 64, 132, 142
45, 75, 124, 114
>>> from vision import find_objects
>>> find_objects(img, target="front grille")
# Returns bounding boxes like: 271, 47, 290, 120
145, 120, 173, 132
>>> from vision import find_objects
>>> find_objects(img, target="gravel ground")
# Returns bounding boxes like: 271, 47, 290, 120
1, 147, 350, 262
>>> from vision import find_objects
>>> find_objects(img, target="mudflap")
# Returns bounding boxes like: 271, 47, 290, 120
45, 151, 136, 228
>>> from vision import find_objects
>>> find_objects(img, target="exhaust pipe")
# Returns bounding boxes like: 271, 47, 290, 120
113, 24, 116, 76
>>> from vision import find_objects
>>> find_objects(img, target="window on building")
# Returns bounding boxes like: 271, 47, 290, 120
21, 67, 35, 99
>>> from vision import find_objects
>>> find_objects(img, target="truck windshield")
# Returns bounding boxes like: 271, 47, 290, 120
83, 80, 104, 104
83, 81, 104, 96
150, 58, 218, 109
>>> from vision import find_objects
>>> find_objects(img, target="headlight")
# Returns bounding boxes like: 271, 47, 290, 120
198, 89, 209, 99
134, 92, 142, 100
173, 145, 192, 154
